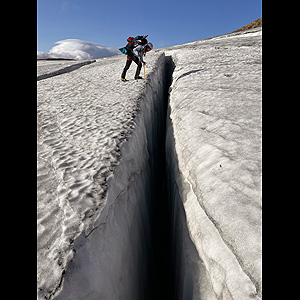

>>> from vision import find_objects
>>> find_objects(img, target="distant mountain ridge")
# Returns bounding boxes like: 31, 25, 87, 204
233, 17, 262, 32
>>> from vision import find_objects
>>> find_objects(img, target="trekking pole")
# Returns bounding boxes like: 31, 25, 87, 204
143, 63, 146, 78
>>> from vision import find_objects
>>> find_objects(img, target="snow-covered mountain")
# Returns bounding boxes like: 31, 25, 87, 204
37, 27, 262, 300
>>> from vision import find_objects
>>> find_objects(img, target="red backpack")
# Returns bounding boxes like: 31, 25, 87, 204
119, 35, 148, 55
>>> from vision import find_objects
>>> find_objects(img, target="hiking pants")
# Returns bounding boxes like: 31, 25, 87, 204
121, 55, 142, 79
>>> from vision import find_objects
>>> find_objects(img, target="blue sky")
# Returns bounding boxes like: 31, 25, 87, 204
37, 0, 262, 53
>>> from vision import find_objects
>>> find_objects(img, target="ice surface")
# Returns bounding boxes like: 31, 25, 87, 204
164, 27, 262, 299
37, 59, 96, 80
37, 27, 262, 300
37, 52, 168, 299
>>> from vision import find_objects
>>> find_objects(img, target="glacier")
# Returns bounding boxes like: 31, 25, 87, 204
37, 27, 262, 300
164, 27, 262, 300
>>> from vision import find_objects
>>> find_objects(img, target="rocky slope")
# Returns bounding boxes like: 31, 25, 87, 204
233, 17, 262, 32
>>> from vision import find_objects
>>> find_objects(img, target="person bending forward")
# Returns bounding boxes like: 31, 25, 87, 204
121, 42, 153, 81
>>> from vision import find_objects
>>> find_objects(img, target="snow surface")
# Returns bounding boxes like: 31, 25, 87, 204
37, 27, 262, 300
37, 60, 96, 81
164, 27, 262, 299
37, 52, 168, 299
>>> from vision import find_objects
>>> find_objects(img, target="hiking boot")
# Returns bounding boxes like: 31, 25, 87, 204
121, 78, 128, 82
134, 76, 143, 79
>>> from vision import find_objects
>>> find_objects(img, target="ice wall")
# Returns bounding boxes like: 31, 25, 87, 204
49, 53, 168, 300
165, 28, 262, 300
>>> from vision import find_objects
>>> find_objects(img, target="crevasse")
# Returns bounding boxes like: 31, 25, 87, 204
39, 28, 262, 300
53, 53, 178, 300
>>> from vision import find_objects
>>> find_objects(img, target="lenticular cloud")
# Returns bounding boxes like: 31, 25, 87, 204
37, 39, 120, 60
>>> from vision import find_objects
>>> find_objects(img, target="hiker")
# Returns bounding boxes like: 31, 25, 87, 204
120, 36, 153, 81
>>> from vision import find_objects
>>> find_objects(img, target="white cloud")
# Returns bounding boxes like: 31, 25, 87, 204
37, 51, 51, 59
37, 39, 120, 60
